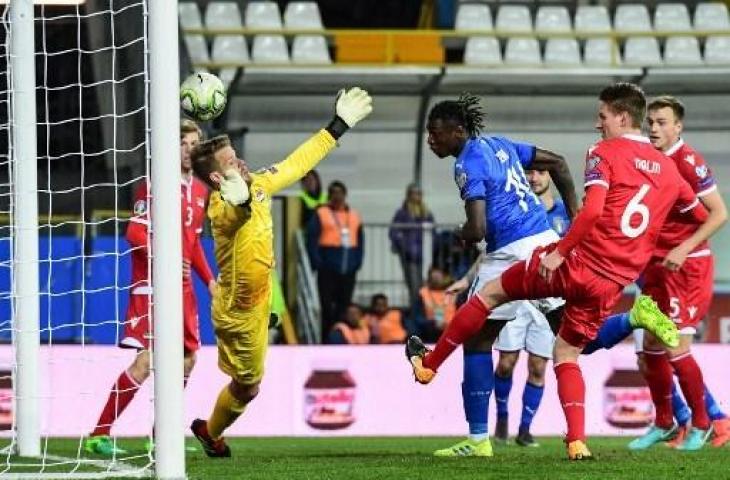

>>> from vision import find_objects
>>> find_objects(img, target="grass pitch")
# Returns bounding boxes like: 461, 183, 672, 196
2, 436, 727, 479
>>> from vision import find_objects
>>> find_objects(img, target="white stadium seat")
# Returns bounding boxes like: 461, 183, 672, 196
179, 2, 210, 69
455, 4, 493, 31
544, 38, 581, 66
704, 35, 730, 64
205, 1, 243, 29
614, 4, 652, 32
504, 38, 541, 65
624, 37, 662, 66
252, 35, 290, 63
583, 38, 621, 66
463, 36, 501, 65
245, 1, 283, 29
654, 3, 692, 32
535, 6, 572, 33
212, 35, 250, 87
284, 1, 324, 30
664, 36, 703, 65
694, 2, 730, 30
496, 5, 532, 33
574, 5, 611, 33
291, 35, 331, 64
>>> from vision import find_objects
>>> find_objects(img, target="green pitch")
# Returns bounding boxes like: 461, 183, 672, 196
2, 437, 727, 479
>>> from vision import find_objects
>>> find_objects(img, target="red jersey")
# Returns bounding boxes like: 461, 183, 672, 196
126, 176, 214, 293
654, 139, 716, 257
575, 134, 700, 286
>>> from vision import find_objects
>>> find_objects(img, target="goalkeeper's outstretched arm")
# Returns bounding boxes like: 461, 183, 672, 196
259, 87, 373, 195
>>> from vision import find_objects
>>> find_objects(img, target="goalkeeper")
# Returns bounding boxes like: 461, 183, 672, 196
189, 87, 373, 457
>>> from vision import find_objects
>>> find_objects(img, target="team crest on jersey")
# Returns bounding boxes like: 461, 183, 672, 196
586, 156, 601, 170
456, 171, 467, 189
684, 154, 696, 165
496, 149, 509, 163
133, 200, 147, 216
254, 188, 266, 202
256, 166, 279, 175
695, 165, 708, 179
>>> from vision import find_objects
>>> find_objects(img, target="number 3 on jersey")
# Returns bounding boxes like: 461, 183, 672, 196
185, 205, 194, 227
621, 184, 650, 238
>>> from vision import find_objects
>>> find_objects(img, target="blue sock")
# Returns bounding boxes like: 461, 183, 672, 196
494, 373, 512, 420
520, 382, 544, 430
462, 352, 493, 436
583, 312, 632, 355
671, 383, 692, 426
705, 385, 726, 421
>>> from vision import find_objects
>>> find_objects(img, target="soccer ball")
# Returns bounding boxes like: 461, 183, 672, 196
180, 72, 227, 122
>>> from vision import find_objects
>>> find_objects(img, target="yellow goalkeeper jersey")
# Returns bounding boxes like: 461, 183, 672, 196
208, 129, 337, 321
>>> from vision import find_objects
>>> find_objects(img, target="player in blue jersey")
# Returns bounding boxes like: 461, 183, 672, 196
422, 93, 578, 457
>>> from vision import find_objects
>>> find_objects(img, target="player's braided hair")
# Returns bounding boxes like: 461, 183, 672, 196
428, 92, 485, 138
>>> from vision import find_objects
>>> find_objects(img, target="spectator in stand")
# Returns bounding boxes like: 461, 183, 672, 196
413, 266, 456, 342
307, 180, 364, 342
389, 183, 435, 309
329, 303, 371, 345
299, 169, 327, 225
364, 293, 406, 344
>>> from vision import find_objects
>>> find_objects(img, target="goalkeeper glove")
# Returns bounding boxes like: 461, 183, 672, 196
219, 169, 250, 206
327, 87, 373, 139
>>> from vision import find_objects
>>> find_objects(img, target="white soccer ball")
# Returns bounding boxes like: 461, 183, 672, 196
180, 72, 227, 122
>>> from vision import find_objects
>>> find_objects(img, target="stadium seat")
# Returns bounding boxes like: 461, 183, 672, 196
455, 4, 493, 31
663, 35, 703, 65
335, 35, 388, 63
614, 4, 652, 32
694, 2, 730, 30
284, 1, 323, 30
394, 35, 445, 64
212, 35, 250, 87
495, 5, 532, 33
574, 5, 611, 33
504, 38, 541, 65
245, 1, 283, 29
535, 6, 571, 33
704, 35, 730, 64
205, 1, 243, 29
179, 3, 210, 69
623, 37, 662, 66
583, 38, 621, 66
291, 35, 331, 64
654, 3, 692, 32
463, 36, 501, 65
544, 38, 581, 66
251, 35, 290, 63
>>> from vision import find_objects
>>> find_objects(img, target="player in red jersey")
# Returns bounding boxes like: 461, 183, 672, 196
405, 83, 710, 460
84, 119, 217, 455
627, 96, 728, 450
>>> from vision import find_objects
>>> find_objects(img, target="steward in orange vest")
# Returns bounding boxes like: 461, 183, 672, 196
328, 304, 371, 345
414, 266, 455, 342
364, 293, 406, 344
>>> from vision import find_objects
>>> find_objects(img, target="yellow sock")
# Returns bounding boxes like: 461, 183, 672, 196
207, 385, 247, 440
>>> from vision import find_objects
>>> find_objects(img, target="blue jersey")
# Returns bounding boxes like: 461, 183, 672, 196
454, 136, 550, 252
545, 199, 571, 237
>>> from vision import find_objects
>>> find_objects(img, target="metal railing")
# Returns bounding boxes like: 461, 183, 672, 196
295, 229, 321, 344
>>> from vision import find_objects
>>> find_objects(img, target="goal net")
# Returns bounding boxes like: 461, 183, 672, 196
0, 1, 183, 478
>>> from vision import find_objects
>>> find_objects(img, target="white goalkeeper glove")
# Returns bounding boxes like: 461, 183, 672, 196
335, 87, 373, 128
219, 169, 250, 206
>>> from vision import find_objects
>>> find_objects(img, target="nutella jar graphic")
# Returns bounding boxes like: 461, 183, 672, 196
304, 363, 356, 430
604, 369, 652, 429
0, 370, 12, 430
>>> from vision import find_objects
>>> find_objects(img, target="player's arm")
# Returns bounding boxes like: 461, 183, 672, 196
457, 199, 487, 245
208, 191, 251, 236
259, 88, 373, 195
531, 148, 578, 219
190, 235, 215, 288
445, 252, 484, 297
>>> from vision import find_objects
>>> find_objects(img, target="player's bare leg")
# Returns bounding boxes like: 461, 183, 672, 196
191, 379, 259, 458
494, 351, 519, 444
516, 353, 547, 447
553, 337, 592, 460
85, 350, 150, 455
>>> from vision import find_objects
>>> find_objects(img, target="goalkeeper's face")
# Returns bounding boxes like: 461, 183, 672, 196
212, 146, 251, 187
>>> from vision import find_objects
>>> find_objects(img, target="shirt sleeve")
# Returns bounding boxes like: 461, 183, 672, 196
207, 191, 251, 236
458, 153, 488, 201
511, 139, 537, 169
674, 177, 703, 216
256, 129, 337, 196
556, 185, 607, 257
583, 146, 611, 190
126, 181, 149, 251
190, 237, 214, 286
676, 151, 717, 197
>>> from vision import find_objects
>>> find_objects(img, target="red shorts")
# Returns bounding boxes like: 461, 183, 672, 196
501, 243, 623, 348
641, 254, 713, 334
120, 286, 200, 353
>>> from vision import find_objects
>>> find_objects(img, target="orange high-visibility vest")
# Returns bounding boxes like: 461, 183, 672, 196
365, 310, 406, 344
332, 322, 370, 344
419, 286, 456, 326
317, 205, 361, 248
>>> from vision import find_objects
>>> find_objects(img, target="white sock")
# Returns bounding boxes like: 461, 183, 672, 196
469, 433, 488, 443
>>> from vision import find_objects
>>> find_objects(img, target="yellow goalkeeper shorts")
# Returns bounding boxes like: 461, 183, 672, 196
213, 300, 270, 385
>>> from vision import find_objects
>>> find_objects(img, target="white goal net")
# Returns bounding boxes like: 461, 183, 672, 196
0, 1, 183, 478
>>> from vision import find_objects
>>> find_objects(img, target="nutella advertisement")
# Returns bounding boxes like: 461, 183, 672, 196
0, 345, 727, 437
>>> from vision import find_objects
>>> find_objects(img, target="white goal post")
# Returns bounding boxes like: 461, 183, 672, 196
3, 0, 185, 478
